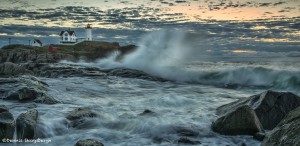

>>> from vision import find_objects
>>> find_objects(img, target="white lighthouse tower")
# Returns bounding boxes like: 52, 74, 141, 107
86, 24, 92, 41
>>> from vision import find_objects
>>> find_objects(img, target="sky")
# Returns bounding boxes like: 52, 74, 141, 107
0, 0, 299, 28
0, 0, 299, 58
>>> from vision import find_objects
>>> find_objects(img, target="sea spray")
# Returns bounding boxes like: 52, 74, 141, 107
96, 29, 200, 82
60, 30, 300, 91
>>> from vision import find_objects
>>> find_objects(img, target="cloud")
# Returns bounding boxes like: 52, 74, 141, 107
258, 3, 272, 7
278, 7, 296, 13
273, 2, 286, 6
175, 1, 187, 3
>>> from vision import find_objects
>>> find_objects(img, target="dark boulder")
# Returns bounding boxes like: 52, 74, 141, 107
139, 109, 156, 116
212, 105, 263, 135
26, 63, 106, 78
74, 139, 104, 146
106, 68, 167, 82
16, 109, 38, 139
33, 93, 60, 104
66, 108, 98, 128
262, 106, 300, 146
0, 105, 15, 141
5, 87, 39, 101
66, 108, 98, 121
217, 90, 300, 130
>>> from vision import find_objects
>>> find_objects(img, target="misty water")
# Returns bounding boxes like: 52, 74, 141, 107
3, 30, 300, 146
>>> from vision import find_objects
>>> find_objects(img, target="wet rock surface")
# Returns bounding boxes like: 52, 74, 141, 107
106, 68, 167, 82
66, 107, 99, 128
0, 46, 75, 63
66, 107, 98, 121
0, 75, 59, 104
212, 105, 263, 135
0, 105, 15, 141
16, 109, 38, 139
262, 106, 300, 146
74, 139, 104, 146
216, 90, 300, 130
0, 62, 32, 76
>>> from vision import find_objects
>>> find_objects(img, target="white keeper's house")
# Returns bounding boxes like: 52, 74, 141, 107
32, 39, 43, 47
59, 29, 77, 44
59, 24, 93, 44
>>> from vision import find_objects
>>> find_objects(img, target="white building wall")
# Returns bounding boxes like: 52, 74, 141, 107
32, 42, 41, 47
61, 32, 76, 43
86, 28, 92, 41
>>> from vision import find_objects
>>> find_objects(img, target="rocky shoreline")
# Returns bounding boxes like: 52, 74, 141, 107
1, 44, 300, 145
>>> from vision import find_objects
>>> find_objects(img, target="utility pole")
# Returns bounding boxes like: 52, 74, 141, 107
8, 38, 11, 45
28, 40, 31, 46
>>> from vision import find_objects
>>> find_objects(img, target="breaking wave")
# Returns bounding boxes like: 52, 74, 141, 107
197, 67, 300, 90
75, 29, 300, 90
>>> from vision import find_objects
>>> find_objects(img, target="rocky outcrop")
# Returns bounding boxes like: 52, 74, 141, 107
216, 90, 300, 130
0, 75, 59, 104
106, 68, 167, 82
262, 106, 300, 146
0, 46, 75, 63
16, 109, 38, 139
0, 105, 15, 141
212, 105, 263, 135
31, 63, 106, 78
0, 43, 135, 64
74, 139, 104, 146
66, 108, 98, 128
0, 62, 32, 76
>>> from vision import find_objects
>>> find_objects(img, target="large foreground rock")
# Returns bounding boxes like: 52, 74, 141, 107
262, 106, 300, 146
0, 105, 15, 141
216, 90, 300, 130
75, 139, 104, 146
0, 75, 59, 104
212, 105, 263, 135
16, 109, 38, 139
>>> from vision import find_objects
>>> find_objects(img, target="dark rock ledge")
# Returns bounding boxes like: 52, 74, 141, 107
212, 90, 300, 141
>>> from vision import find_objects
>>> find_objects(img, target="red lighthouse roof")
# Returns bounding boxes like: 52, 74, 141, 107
86, 24, 92, 29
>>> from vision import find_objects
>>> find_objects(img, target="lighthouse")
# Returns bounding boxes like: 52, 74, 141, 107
86, 24, 92, 41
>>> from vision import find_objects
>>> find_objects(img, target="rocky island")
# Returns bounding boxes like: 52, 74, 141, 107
0, 41, 136, 63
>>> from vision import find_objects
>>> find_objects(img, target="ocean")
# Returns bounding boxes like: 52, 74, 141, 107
2, 29, 300, 146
